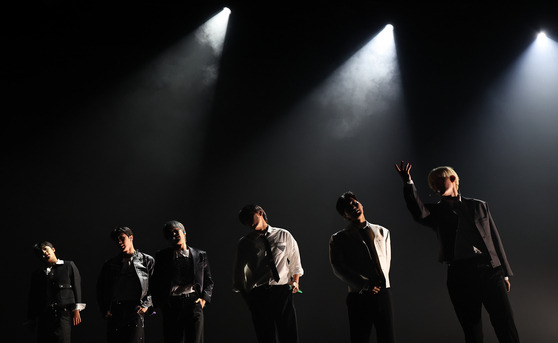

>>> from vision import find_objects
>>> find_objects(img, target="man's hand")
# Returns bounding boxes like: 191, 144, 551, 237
505, 279, 511, 292
137, 307, 149, 314
289, 280, 300, 293
395, 161, 412, 183
371, 286, 381, 294
72, 310, 82, 326
195, 298, 206, 308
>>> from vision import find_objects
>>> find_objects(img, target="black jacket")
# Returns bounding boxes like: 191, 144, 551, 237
27, 260, 82, 320
403, 182, 513, 276
96, 250, 155, 315
152, 246, 214, 308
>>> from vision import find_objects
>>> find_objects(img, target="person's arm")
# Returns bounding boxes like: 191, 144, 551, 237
395, 160, 412, 183
68, 261, 84, 326
289, 274, 301, 293
485, 203, 514, 292
329, 234, 371, 291
287, 233, 304, 293
201, 251, 214, 305
139, 253, 155, 311
232, 239, 252, 304
395, 161, 437, 227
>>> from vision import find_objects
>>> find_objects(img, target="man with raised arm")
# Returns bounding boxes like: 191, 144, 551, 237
395, 161, 519, 343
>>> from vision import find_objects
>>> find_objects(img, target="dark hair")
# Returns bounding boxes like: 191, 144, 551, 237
33, 241, 54, 256
162, 220, 185, 239
336, 191, 358, 217
238, 204, 267, 225
110, 227, 134, 241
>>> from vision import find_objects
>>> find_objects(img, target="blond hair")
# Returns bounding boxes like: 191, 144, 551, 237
428, 166, 460, 192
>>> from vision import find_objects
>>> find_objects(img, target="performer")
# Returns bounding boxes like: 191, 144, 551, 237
26, 241, 85, 343
233, 204, 304, 343
329, 191, 395, 343
152, 220, 214, 343
395, 161, 519, 343
96, 226, 155, 343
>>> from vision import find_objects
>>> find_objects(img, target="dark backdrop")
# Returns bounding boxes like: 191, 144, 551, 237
4, 2, 558, 342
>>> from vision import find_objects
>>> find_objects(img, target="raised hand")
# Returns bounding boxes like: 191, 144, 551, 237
395, 161, 412, 183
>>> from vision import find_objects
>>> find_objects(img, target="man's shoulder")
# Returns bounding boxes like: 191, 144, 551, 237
270, 226, 296, 236
369, 223, 389, 232
189, 246, 207, 255
136, 250, 155, 261
330, 227, 352, 240
462, 196, 488, 207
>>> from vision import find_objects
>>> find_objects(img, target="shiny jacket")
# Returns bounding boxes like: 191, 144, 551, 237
96, 250, 155, 314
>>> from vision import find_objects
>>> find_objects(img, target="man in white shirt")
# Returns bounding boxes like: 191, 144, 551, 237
329, 191, 395, 343
233, 204, 304, 343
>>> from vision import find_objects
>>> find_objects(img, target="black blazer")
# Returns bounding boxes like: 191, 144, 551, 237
403, 183, 513, 277
27, 260, 82, 319
152, 246, 214, 308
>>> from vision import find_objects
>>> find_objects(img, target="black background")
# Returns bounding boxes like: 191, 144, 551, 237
4, 1, 558, 342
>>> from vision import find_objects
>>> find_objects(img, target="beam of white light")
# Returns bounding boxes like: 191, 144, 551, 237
195, 7, 231, 58
90, 8, 233, 182
497, 31, 558, 109
467, 28, 558, 169
315, 24, 402, 138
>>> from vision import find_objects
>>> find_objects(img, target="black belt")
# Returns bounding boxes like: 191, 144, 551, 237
170, 293, 198, 300
46, 303, 71, 312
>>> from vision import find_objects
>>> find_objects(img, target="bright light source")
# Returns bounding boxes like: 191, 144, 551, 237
538, 31, 547, 40
385, 24, 394, 31
195, 7, 231, 57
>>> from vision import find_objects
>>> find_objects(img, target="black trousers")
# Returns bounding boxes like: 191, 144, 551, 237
447, 264, 520, 343
37, 305, 72, 343
162, 294, 204, 343
346, 289, 395, 343
107, 301, 145, 343
249, 285, 299, 343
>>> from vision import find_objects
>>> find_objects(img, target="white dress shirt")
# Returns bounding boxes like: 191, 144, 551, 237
263, 226, 304, 286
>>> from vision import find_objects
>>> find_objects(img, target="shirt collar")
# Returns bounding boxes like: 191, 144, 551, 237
174, 247, 190, 258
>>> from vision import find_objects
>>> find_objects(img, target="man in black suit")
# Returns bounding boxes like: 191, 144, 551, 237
395, 161, 519, 343
329, 191, 395, 343
27, 241, 85, 343
152, 220, 214, 343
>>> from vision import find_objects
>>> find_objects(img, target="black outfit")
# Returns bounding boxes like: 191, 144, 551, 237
152, 246, 214, 343
330, 223, 395, 343
403, 182, 519, 343
96, 250, 155, 343
27, 260, 83, 343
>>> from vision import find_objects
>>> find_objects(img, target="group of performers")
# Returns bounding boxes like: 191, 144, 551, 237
26, 161, 520, 343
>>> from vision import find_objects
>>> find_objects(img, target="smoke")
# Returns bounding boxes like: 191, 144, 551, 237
313, 25, 402, 138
